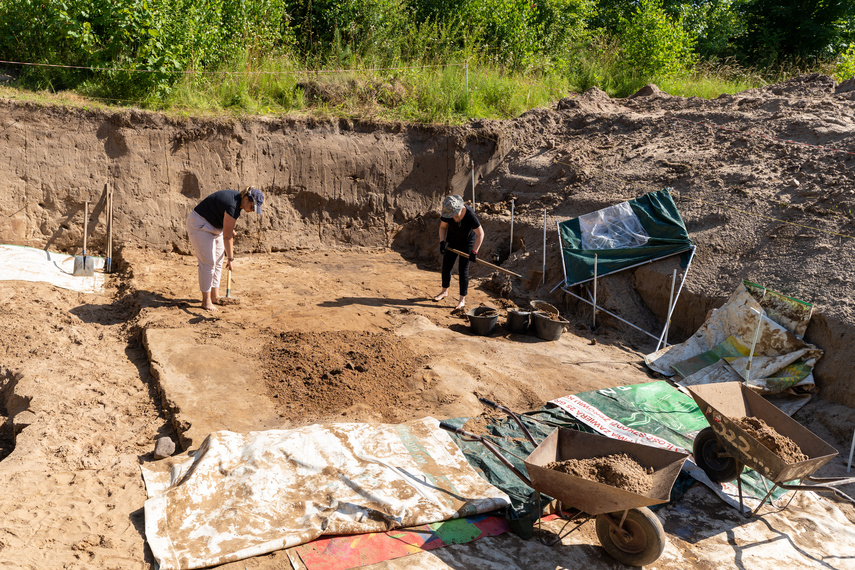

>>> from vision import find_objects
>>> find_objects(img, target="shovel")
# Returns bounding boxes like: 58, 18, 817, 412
447, 247, 542, 290
73, 201, 95, 277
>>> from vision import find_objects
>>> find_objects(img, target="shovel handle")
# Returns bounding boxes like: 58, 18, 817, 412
438, 421, 534, 488
478, 397, 539, 446
82, 201, 89, 254
446, 247, 529, 281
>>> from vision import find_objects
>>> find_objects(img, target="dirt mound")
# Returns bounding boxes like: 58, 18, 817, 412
262, 330, 429, 423
733, 416, 809, 463
546, 453, 654, 495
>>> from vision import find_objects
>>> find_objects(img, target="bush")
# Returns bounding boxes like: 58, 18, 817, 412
618, 0, 697, 77
466, 0, 594, 69
0, 0, 292, 97
837, 44, 855, 82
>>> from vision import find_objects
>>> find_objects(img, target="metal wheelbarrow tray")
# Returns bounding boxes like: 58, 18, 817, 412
687, 381, 855, 517
441, 401, 688, 567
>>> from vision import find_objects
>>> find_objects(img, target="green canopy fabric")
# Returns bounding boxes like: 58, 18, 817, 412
559, 188, 694, 286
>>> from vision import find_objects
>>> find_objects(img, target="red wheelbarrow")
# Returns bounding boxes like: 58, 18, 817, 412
440, 400, 688, 566
687, 382, 855, 517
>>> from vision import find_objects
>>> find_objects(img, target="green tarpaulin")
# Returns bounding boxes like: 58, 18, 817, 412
559, 188, 694, 286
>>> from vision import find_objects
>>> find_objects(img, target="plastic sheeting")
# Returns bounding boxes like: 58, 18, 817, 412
645, 282, 821, 413
0, 244, 105, 294
579, 201, 650, 250
558, 188, 694, 286
140, 418, 510, 570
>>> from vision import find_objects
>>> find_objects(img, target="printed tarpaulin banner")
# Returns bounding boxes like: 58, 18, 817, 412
558, 188, 694, 286
294, 514, 510, 570
644, 281, 821, 413
140, 418, 510, 570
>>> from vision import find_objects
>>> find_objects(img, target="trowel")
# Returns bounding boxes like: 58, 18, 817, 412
73, 201, 95, 277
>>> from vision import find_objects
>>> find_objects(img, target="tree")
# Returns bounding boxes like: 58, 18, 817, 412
733, 0, 855, 64
618, 0, 697, 76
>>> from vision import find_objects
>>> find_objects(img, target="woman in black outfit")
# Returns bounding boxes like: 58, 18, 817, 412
433, 195, 485, 310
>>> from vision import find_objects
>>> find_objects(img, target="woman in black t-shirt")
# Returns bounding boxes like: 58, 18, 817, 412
433, 195, 485, 311
186, 187, 264, 311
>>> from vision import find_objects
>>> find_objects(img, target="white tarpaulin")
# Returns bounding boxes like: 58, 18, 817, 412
645, 283, 821, 413
140, 417, 511, 570
0, 244, 105, 294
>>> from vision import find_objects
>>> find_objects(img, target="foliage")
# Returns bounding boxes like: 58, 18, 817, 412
0, 0, 848, 120
732, 0, 855, 65
679, 0, 744, 59
465, 0, 594, 69
0, 0, 291, 96
837, 44, 855, 82
284, 0, 407, 64
617, 0, 697, 77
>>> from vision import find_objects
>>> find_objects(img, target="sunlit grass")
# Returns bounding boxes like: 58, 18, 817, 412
0, 46, 835, 123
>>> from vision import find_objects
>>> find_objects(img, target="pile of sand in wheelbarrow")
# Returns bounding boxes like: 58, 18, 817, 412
733, 417, 809, 464
546, 453, 654, 495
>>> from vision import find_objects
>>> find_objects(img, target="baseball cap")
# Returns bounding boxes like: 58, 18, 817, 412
248, 187, 264, 214
441, 195, 464, 217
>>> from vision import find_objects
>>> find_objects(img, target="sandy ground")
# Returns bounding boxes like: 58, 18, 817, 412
3, 73, 855, 569
1, 244, 854, 570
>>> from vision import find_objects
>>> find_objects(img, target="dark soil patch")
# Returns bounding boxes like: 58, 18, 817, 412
546, 453, 654, 495
262, 330, 428, 423
733, 416, 809, 463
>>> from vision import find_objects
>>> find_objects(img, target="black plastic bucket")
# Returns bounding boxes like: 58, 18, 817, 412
467, 307, 498, 336
506, 309, 531, 334
532, 311, 569, 341
530, 300, 559, 315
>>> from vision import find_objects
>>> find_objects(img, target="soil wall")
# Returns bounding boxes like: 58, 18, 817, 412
0, 101, 508, 255
1, 93, 854, 408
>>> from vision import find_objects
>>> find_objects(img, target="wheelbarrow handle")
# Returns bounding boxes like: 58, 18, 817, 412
438, 421, 534, 488
477, 397, 539, 447
438, 421, 470, 438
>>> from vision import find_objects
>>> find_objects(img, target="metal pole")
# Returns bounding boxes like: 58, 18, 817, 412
542, 209, 547, 281
655, 246, 697, 352
564, 287, 664, 343
509, 200, 514, 254
746, 308, 762, 385
471, 159, 476, 208
593, 254, 598, 329
848, 428, 854, 473
662, 268, 677, 346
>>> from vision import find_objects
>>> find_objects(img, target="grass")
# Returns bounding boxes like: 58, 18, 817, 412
0, 50, 832, 124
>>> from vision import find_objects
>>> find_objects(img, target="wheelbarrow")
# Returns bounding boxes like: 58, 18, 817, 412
439, 399, 688, 566
687, 381, 855, 517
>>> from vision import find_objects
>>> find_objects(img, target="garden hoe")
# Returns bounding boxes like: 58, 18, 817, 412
447, 247, 542, 290
219, 265, 241, 305
73, 201, 95, 277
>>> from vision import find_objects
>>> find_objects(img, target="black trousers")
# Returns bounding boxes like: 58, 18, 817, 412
441, 239, 475, 296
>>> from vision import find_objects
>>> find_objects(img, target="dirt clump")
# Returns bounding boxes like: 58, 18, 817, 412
733, 416, 809, 463
545, 453, 655, 495
472, 306, 499, 317
262, 330, 429, 423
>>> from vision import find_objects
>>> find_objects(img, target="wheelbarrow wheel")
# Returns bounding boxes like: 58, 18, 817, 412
693, 426, 739, 483
595, 507, 665, 567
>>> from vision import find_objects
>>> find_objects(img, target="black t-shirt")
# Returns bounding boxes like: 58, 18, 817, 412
442, 205, 481, 246
193, 190, 242, 229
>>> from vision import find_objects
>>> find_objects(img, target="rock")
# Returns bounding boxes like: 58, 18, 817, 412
12, 410, 38, 435
153, 437, 175, 459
